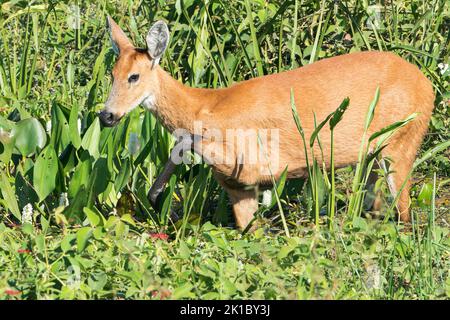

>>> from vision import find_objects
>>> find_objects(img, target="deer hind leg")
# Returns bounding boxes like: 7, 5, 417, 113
381, 127, 425, 222
381, 150, 413, 222
222, 186, 258, 231
365, 161, 384, 213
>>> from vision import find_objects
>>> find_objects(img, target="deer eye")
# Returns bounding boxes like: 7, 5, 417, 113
128, 74, 140, 83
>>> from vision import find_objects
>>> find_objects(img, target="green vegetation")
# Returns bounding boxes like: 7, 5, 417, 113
0, 0, 448, 299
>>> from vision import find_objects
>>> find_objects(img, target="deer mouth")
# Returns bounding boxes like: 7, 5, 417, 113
98, 110, 122, 127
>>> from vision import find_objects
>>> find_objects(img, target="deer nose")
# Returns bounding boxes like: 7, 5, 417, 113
98, 110, 120, 127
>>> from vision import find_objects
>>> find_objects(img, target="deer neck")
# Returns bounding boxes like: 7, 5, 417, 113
148, 66, 220, 133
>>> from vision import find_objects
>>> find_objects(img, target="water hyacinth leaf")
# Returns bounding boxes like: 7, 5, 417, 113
59, 143, 77, 174
65, 186, 88, 220
0, 118, 14, 162
50, 104, 70, 153
87, 158, 111, 206
112, 115, 131, 150
69, 102, 81, 149
33, 145, 58, 201
68, 152, 92, 198
81, 118, 101, 159
0, 136, 14, 163
141, 110, 155, 145
99, 126, 113, 157
114, 157, 131, 192
134, 139, 153, 166
15, 171, 38, 210
0, 116, 13, 131
11, 118, 47, 156
0, 169, 21, 220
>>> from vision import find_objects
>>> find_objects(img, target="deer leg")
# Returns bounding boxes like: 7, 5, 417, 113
147, 158, 177, 210
381, 151, 413, 222
224, 186, 259, 232
381, 136, 420, 223
365, 159, 383, 213
147, 134, 196, 221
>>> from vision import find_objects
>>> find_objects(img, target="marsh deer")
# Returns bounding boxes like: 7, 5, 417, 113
99, 17, 435, 230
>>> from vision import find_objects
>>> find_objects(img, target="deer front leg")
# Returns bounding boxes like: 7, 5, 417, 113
147, 158, 177, 212
147, 134, 195, 221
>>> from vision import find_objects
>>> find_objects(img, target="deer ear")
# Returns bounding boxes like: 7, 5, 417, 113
146, 20, 169, 66
107, 16, 132, 55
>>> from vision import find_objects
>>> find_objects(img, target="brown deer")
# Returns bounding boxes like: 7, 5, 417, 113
99, 17, 435, 230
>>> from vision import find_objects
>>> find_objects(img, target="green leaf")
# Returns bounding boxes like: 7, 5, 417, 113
329, 97, 350, 129
22, 222, 33, 235
269, 166, 288, 208
15, 171, 38, 210
277, 244, 296, 260
81, 118, 101, 159
160, 174, 177, 225
35, 233, 45, 253
369, 113, 418, 142
83, 207, 103, 227
114, 220, 128, 239
68, 151, 92, 198
364, 87, 380, 131
414, 140, 450, 169
114, 157, 131, 192
61, 234, 76, 253
417, 182, 433, 208
291, 90, 304, 137
89, 157, 110, 200
172, 283, 195, 299
76, 227, 93, 253
310, 112, 333, 147
50, 104, 70, 153
11, 118, 47, 156
65, 186, 88, 221
33, 145, 58, 201
0, 130, 14, 163
120, 214, 135, 226
178, 240, 191, 259
352, 216, 368, 231
69, 103, 81, 149
88, 271, 107, 291
0, 169, 21, 220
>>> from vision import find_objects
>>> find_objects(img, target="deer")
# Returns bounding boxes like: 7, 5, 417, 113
99, 17, 435, 231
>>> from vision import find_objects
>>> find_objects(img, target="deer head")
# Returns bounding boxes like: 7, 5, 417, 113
99, 16, 170, 127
